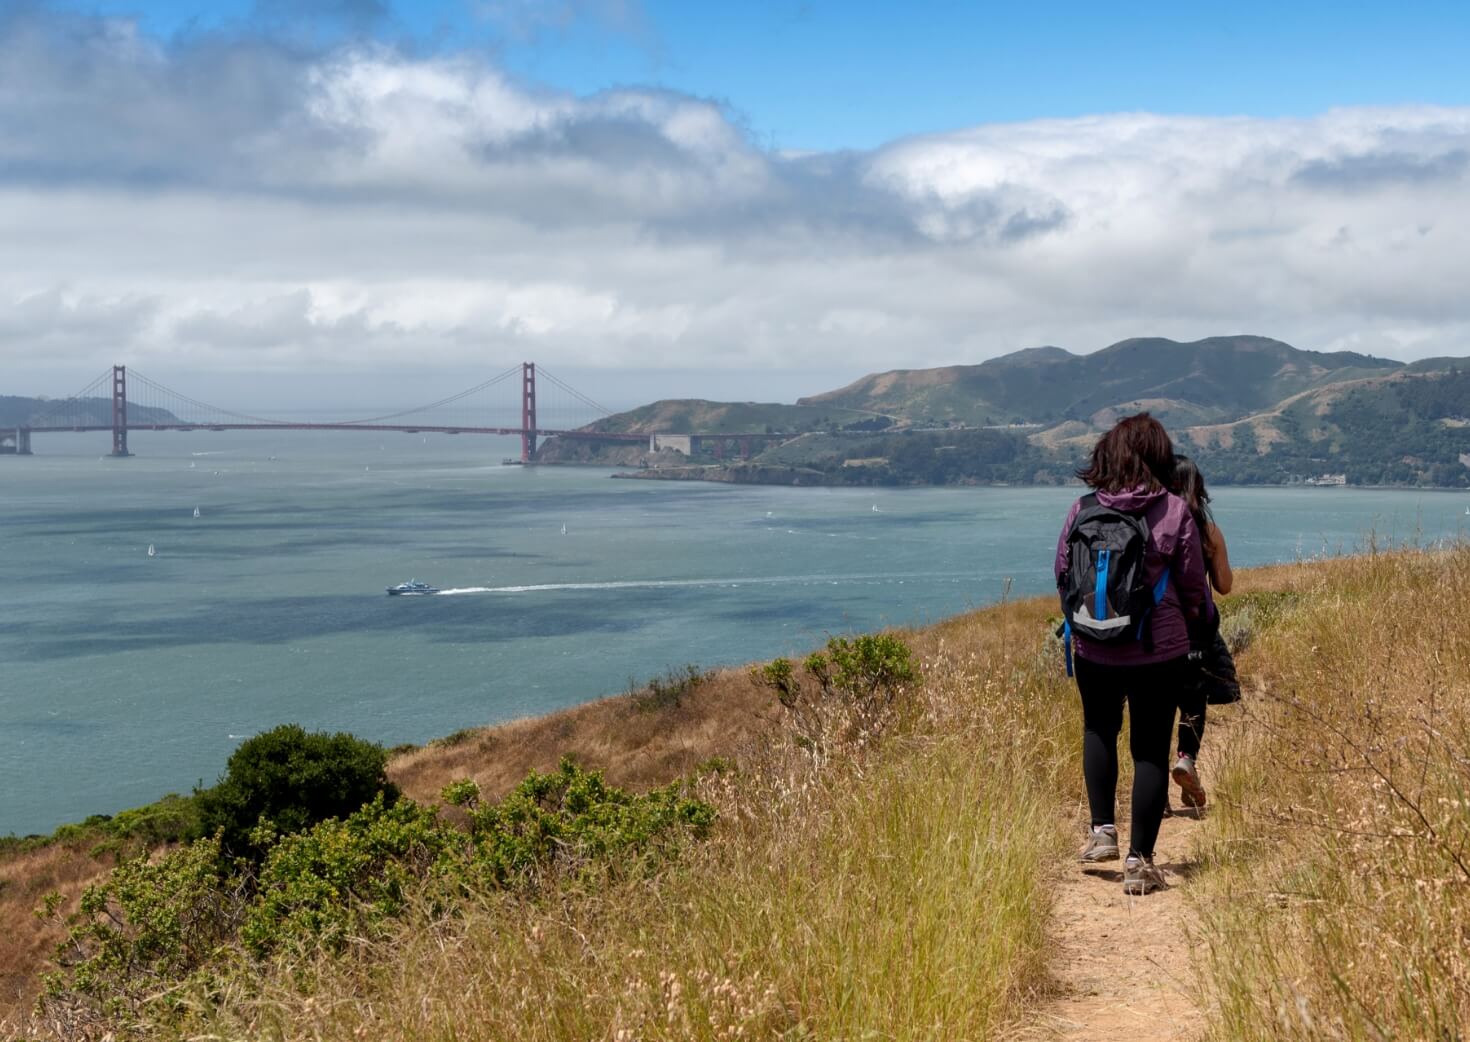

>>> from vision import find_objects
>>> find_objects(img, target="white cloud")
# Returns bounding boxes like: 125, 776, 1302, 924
3, 7, 1470, 404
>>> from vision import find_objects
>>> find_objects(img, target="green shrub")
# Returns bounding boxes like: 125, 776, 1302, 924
45, 836, 244, 1022
241, 796, 456, 958
441, 778, 481, 809
755, 635, 920, 710
43, 760, 717, 1023
817, 633, 920, 702
464, 758, 716, 887
106, 794, 201, 845
751, 658, 799, 704
630, 663, 712, 711
193, 724, 399, 860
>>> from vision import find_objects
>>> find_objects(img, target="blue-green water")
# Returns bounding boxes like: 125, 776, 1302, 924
3, 430, 1467, 835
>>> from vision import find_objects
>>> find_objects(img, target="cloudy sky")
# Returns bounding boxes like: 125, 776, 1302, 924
5, 0, 1470, 409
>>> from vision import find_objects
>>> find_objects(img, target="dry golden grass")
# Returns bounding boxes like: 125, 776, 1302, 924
12, 549, 1467, 1041
0, 843, 114, 1022
117, 596, 1080, 1042
1196, 545, 1470, 1041
388, 665, 783, 807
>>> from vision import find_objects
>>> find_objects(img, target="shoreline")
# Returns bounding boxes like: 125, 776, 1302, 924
10, 529, 1468, 844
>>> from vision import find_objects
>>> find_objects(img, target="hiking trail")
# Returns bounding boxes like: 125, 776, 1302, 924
1027, 763, 1218, 1041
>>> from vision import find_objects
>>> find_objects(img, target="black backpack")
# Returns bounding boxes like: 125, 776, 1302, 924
1057, 493, 1169, 675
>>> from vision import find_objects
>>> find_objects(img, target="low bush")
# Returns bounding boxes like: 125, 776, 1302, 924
241, 796, 456, 958
754, 633, 921, 750
193, 725, 399, 860
43, 836, 246, 1025
629, 663, 712, 711
41, 758, 716, 1031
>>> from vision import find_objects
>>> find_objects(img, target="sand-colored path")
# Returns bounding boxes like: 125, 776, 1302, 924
1028, 785, 1213, 1041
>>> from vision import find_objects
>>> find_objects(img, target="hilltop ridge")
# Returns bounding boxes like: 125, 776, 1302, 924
540, 335, 1468, 487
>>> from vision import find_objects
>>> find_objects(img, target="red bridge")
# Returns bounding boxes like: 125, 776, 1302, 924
4, 364, 784, 462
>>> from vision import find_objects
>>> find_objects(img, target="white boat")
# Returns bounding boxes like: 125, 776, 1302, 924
147, 544, 156, 557
560, 523, 568, 535
387, 579, 438, 596
193, 507, 201, 519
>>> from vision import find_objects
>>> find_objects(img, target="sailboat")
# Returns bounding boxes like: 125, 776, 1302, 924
193, 507, 201, 519
147, 544, 156, 557
560, 523, 568, 535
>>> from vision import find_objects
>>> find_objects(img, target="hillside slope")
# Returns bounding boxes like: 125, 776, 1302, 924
9, 550, 1467, 1040
796, 336, 1399, 426
0, 395, 180, 427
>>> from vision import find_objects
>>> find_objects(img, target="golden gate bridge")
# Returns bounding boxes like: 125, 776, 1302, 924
3, 364, 781, 462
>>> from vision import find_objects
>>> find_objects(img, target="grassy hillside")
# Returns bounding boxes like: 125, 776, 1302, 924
0, 396, 180, 427
1181, 366, 1470, 485
581, 398, 887, 436
566, 338, 1468, 487
798, 336, 1399, 427
6, 548, 1469, 1039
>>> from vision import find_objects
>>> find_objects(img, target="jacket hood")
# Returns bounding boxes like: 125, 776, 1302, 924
1094, 485, 1169, 512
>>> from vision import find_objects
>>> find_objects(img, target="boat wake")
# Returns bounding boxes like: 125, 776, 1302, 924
435, 572, 961, 596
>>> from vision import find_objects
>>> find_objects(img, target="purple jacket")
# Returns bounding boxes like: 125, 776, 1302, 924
1054, 486, 1210, 666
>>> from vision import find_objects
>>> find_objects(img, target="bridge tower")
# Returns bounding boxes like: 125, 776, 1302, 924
111, 365, 131, 457
521, 362, 537, 463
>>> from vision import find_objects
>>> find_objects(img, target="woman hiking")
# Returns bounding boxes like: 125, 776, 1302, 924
1168, 455, 1239, 811
1055, 414, 1209, 895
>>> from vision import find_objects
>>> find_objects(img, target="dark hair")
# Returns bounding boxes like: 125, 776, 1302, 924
1170, 454, 1215, 537
1075, 413, 1176, 493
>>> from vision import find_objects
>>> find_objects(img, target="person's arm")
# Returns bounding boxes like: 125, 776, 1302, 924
1173, 511, 1210, 619
1206, 522, 1233, 594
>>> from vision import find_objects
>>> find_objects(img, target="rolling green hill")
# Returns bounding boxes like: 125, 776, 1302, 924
0, 395, 181, 428
579, 398, 889, 436
543, 337, 1469, 487
796, 336, 1400, 427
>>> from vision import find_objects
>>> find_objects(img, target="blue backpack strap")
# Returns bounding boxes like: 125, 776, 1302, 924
1063, 619, 1074, 677
1135, 567, 1171, 640
1094, 548, 1111, 620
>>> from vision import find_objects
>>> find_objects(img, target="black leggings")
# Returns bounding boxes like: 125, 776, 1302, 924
1177, 685, 1206, 759
1074, 655, 1193, 859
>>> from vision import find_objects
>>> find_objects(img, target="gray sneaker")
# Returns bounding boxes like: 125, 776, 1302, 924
1123, 855, 1168, 895
1172, 754, 1207, 809
1079, 825, 1119, 863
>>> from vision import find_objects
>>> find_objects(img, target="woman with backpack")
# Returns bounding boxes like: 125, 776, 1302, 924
1055, 414, 1210, 895
1168, 455, 1241, 811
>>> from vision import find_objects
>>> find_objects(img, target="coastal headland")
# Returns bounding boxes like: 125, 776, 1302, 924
537, 335, 1470, 489
4, 545, 1467, 1039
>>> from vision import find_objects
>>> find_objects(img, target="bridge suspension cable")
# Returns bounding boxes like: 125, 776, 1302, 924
23, 369, 114, 426
536, 366, 616, 418
332, 364, 524, 425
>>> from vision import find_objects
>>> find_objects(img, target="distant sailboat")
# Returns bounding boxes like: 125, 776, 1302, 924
560, 523, 568, 535
147, 544, 156, 557
189, 461, 196, 469
193, 507, 201, 519
871, 504, 882, 513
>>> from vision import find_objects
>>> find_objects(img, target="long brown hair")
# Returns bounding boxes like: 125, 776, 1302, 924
1075, 413, 1176, 493
1171, 454, 1216, 551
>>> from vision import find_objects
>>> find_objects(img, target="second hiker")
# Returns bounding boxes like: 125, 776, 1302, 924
1055, 413, 1210, 895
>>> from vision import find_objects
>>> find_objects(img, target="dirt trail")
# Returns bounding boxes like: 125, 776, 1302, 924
1029, 776, 1215, 1041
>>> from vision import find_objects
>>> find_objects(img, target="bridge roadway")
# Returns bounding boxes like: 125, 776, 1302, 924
19, 423, 648, 440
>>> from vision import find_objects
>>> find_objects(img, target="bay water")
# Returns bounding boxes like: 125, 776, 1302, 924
3, 429, 1467, 835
